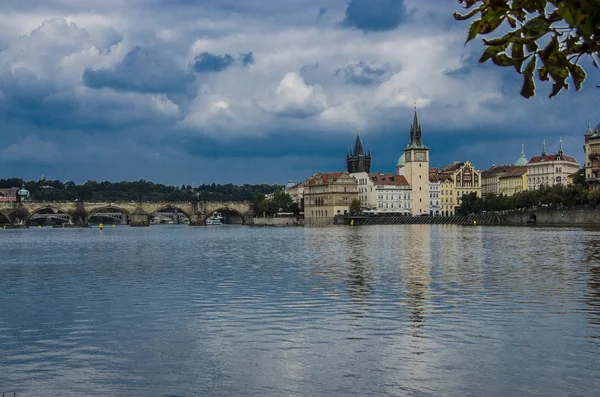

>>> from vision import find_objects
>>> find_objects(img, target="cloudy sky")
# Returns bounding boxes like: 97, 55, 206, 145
0, 0, 597, 185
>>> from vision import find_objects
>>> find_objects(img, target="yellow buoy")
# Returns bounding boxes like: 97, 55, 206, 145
350, 220, 354, 226
38, 225, 42, 229
112, 224, 115, 228
473, 220, 477, 226
99, 223, 103, 230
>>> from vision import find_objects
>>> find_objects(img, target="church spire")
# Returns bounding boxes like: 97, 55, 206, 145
353, 129, 365, 156
586, 122, 594, 136
542, 139, 547, 156
405, 107, 428, 150
559, 137, 564, 155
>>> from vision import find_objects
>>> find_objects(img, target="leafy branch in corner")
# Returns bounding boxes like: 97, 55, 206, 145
454, 0, 600, 98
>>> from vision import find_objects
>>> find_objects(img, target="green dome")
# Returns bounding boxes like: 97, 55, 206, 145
514, 155, 528, 166
514, 144, 528, 166
17, 188, 29, 197
397, 153, 405, 168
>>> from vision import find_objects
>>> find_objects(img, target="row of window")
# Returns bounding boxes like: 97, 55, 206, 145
378, 202, 410, 209
377, 194, 411, 200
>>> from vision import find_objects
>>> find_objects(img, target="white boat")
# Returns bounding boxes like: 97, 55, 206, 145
206, 212, 224, 225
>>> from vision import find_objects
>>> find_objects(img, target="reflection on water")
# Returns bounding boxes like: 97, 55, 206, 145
1, 225, 600, 396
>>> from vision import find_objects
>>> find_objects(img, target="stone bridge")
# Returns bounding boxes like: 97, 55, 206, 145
0, 201, 254, 227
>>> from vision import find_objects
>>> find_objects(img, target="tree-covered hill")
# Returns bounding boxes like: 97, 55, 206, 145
0, 178, 283, 202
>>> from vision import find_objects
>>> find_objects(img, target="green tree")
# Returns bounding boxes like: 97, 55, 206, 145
458, 192, 482, 214
253, 193, 267, 216
349, 198, 362, 214
572, 167, 588, 186
455, 0, 600, 98
589, 190, 600, 205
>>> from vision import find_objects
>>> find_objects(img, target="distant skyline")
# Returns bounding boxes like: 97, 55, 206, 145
0, 0, 597, 185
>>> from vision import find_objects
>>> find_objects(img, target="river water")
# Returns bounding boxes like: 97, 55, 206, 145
0, 225, 599, 396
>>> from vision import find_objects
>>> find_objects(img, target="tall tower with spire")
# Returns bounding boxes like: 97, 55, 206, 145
403, 109, 430, 215
346, 129, 371, 173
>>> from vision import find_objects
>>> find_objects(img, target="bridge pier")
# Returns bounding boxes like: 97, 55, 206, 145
130, 213, 149, 227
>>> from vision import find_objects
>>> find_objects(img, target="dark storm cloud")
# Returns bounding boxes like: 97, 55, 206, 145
192, 51, 255, 73
341, 0, 406, 32
83, 47, 194, 94
334, 61, 387, 85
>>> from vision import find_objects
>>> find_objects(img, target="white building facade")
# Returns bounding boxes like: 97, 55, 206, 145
351, 172, 412, 214
429, 176, 441, 216
527, 140, 580, 190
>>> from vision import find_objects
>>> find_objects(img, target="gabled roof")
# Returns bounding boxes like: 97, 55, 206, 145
439, 162, 464, 173
305, 172, 344, 185
528, 154, 578, 164
499, 166, 527, 179
481, 165, 514, 178
368, 173, 409, 186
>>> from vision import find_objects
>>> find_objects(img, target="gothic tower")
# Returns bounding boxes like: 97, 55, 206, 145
347, 131, 371, 173
403, 109, 430, 215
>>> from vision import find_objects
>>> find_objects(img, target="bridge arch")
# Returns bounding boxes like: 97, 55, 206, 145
26, 206, 72, 222
0, 210, 10, 225
149, 205, 193, 220
204, 207, 246, 224
88, 206, 133, 218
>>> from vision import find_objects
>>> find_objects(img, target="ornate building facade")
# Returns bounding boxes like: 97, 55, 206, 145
434, 160, 481, 214
303, 171, 358, 225
347, 132, 371, 174
584, 122, 600, 190
527, 139, 579, 190
402, 110, 430, 215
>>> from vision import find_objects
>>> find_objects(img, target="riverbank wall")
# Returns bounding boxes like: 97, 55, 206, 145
503, 209, 600, 226
339, 214, 502, 226
250, 217, 304, 227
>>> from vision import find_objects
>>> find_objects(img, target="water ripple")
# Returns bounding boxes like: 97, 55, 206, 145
0, 225, 599, 396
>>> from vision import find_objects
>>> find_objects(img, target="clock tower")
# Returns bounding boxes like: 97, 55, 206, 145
403, 109, 430, 215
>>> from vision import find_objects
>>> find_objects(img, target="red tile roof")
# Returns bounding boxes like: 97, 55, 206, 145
368, 173, 409, 186
481, 165, 516, 178
439, 162, 464, 173
499, 166, 527, 179
306, 172, 343, 185
528, 154, 578, 164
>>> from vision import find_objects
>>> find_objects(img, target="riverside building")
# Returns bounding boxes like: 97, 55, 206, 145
584, 122, 600, 190
303, 171, 358, 226
527, 139, 579, 190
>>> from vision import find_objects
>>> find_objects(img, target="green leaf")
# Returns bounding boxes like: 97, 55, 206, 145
521, 73, 535, 98
478, 9, 507, 34
492, 53, 513, 67
522, 16, 550, 37
568, 64, 586, 91
453, 8, 481, 21
524, 56, 536, 76
512, 42, 525, 72
539, 66, 549, 81
549, 82, 567, 98
467, 19, 482, 43
557, 2, 575, 26
526, 41, 539, 52
507, 15, 517, 28
479, 42, 509, 63
593, 58, 600, 68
